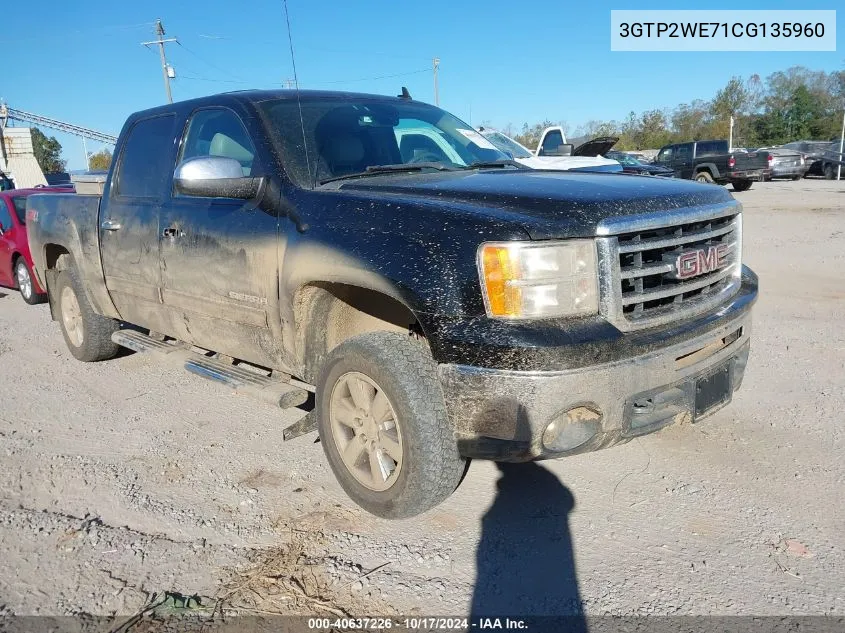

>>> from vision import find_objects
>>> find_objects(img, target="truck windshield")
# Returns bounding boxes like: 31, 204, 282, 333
258, 97, 509, 187
480, 131, 533, 159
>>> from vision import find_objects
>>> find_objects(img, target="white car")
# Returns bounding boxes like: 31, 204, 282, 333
478, 127, 622, 172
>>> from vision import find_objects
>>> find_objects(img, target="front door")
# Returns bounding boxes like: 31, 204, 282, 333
0, 196, 14, 286
158, 107, 281, 368
100, 114, 177, 331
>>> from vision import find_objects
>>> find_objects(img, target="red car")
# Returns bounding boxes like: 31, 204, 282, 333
0, 187, 74, 304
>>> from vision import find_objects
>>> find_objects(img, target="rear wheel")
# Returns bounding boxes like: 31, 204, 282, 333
732, 180, 753, 192
694, 171, 714, 184
791, 175, 802, 181
15, 258, 46, 305
55, 263, 120, 362
823, 163, 835, 180
316, 332, 465, 519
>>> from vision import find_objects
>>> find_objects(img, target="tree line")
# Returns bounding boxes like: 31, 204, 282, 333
30, 127, 113, 174
503, 66, 845, 152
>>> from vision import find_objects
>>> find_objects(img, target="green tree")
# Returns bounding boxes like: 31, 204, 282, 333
671, 100, 710, 140
30, 128, 66, 173
88, 149, 112, 171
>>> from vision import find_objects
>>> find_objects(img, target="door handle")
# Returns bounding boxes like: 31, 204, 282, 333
101, 219, 122, 231
162, 227, 184, 238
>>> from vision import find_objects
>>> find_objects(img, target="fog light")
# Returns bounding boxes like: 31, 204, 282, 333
542, 406, 603, 453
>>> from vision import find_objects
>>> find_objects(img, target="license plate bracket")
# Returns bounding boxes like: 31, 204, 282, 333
694, 363, 731, 417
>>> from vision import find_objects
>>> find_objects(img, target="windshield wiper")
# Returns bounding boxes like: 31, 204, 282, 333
318, 162, 457, 185
463, 159, 528, 170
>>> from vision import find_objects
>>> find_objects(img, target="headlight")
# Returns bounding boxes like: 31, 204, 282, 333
477, 240, 598, 319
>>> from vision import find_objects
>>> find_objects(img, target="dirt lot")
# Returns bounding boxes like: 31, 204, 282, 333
1, 179, 843, 620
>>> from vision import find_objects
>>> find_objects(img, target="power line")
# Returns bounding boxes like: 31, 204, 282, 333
319, 68, 430, 85
0, 21, 153, 44
179, 75, 249, 85
176, 41, 246, 82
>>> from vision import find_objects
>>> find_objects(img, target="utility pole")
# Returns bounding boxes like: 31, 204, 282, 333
837, 109, 844, 181
728, 115, 734, 151
81, 135, 90, 171
432, 57, 440, 106
142, 20, 178, 104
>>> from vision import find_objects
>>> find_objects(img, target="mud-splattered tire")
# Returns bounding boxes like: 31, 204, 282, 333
732, 180, 753, 192
316, 332, 465, 519
694, 171, 715, 184
55, 264, 120, 362
15, 258, 46, 305
823, 164, 835, 180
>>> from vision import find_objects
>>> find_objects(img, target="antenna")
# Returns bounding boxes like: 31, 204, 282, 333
282, 0, 312, 186
398, 87, 412, 100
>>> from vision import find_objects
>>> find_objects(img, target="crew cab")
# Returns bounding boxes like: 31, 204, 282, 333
654, 140, 771, 191
0, 187, 73, 304
27, 90, 758, 518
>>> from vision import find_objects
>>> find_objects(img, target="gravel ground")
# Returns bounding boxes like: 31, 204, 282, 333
0, 178, 843, 620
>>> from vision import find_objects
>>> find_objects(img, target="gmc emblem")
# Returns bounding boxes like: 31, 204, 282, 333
666, 244, 729, 280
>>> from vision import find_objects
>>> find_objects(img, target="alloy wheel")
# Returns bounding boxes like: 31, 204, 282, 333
329, 371, 403, 492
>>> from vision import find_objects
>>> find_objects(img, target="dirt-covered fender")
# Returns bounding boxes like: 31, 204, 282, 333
26, 193, 120, 319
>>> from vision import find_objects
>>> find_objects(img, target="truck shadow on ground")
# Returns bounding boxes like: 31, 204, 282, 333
470, 461, 586, 631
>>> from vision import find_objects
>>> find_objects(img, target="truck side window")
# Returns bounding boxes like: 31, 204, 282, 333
657, 147, 673, 163
178, 109, 257, 179
115, 115, 176, 199
541, 130, 564, 153
676, 144, 692, 160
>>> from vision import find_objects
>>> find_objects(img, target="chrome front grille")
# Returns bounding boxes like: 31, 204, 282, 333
596, 203, 743, 331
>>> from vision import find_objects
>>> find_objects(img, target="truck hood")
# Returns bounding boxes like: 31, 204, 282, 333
335, 170, 736, 239
515, 155, 621, 171
573, 136, 619, 157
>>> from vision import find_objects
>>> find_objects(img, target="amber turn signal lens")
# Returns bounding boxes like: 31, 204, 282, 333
480, 245, 521, 317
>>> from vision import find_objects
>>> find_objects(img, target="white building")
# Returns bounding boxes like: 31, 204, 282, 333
0, 126, 47, 189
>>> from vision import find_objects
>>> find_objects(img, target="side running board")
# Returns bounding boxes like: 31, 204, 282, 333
111, 330, 308, 410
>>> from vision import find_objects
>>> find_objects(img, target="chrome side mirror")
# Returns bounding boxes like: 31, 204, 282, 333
173, 156, 262, 199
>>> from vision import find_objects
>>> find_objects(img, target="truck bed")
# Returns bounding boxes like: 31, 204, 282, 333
26, 193, 115, 318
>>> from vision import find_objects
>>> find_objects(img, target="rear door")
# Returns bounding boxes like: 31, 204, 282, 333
158, 106, 281, 367
101, 114, 177, 330
675, 143, 694, 179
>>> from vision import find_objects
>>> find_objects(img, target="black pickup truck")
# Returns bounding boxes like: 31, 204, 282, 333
27, 90, 757, 518
654, 140, 771, 191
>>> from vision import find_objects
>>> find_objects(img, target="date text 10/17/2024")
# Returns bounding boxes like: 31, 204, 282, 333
307, 617, 529, 630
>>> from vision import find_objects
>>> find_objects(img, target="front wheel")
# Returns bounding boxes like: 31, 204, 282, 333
694, 171, 714, 184
732, 180, 753, 192
316, 332, 466, 519
15, 258, 46, 305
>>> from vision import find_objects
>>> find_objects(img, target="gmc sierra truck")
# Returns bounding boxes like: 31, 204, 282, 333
27, 90, 758, 518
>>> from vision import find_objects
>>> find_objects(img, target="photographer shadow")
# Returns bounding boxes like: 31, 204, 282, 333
470, 456, 586, 630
